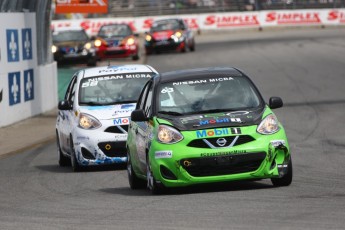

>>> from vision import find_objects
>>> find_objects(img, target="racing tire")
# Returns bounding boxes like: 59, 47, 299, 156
87, 58, 97, 67
271, 158, 293, 187
180, 43, 186, 53
189, 42, 195, 52
70, 136, 82, 172
132, 53, 140, 61
146, 156, 166, 195
127, 152, 146, 189
57, 131, 70, 167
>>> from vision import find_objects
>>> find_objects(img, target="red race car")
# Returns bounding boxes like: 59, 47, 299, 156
94, 23, 140, 61
144, 18, 195, 55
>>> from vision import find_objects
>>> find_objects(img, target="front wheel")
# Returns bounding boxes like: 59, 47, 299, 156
127, 152, 146, 189
57, 132, 70, 167
271, 158, 293, 187
70, 137, 82, 172
146, 156, 165, 195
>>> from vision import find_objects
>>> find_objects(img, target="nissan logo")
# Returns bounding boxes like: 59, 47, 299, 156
216, 138, 227, 147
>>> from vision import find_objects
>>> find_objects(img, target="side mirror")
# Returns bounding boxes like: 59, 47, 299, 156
58, 100, 72, 110
269, 97, 283, 109
131, 109, 148, 122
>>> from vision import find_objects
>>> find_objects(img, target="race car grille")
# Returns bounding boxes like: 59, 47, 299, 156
180, 152, 266, 177
187, 135, 255, 148
104, 50, 126, 55
104, 125, 128, 134
98, 141, 127, 158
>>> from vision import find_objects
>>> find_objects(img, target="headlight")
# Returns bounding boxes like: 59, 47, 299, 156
84, 42, 92, 50
257, 114, 280, 135
171, 32, 183, 43
145, 34, 152, 42
157, 125, 183, 144
94, 39, 102, 47
78, 113, 101, 130
51, 45, 57, 53
127, 37, 135, 45
174, 31, 182, 38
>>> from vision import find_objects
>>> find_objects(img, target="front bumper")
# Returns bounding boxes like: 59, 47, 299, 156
54, 51, 96, 64
73, 122, 128, 166
149, 129, 290, 188
145, 39, 185, 52
96, 45, 138, 59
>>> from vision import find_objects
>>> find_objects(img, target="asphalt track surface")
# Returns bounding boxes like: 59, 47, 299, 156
1, 27, 345, 230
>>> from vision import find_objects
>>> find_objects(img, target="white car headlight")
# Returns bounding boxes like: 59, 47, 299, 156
78, 113, 101, 130
257, 114, 280, 135
84, 42, 92, 50
51, 45, 57, 53
157, 125, 183, 144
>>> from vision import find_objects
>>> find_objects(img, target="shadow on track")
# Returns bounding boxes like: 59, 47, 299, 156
35, 163, 126, 173
99, 180, 274, 196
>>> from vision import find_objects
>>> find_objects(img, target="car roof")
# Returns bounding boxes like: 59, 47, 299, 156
159, 67, 244, 83
155, 18, 182, 23
81, 64, 158, 78
53, 27, 84, 32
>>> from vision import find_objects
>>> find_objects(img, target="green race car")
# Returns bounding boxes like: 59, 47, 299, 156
126, 67, 292, 194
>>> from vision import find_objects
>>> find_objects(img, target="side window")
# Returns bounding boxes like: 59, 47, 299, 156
137, 81, 151, 110
144, 84, 153, 117
69, 80, 77, 104
64, 75, 77, 100
180, 20, 186, 30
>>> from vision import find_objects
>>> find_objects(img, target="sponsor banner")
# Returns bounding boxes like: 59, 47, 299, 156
51, 8, 345, 36
201, 12, 260, 29
55, 0, 108, 14
324, 9, 345, 24
260, 9, 323, 26
51, 17, 137, 36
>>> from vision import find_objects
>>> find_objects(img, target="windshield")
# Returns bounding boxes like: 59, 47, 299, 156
157, 76, 262, 115
79, 73, 152, 105
150, 20, 181, 32
98, 24, 132, 38
53, 30, 88, 42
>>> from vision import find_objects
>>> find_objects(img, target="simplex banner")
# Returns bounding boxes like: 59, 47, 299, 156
51, 8, 345, 36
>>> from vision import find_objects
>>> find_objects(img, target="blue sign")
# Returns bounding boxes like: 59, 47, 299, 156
6, 29, 19, 62
24, 69, 34, 101
22, 28, 33, 60
8, 72, 21, 106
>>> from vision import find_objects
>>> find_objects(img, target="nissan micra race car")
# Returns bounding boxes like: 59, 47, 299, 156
56, 64, 158, 171
126, 67, 292, 194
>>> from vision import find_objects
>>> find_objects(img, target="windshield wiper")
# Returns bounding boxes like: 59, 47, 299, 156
79, 101, 105, 106
158, 111, 183, 116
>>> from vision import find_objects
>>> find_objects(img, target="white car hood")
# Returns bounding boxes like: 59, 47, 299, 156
79, 103, 136, 120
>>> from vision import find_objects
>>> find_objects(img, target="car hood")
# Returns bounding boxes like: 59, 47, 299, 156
79, 103, 136, 120
54, 40, 86, 47
102, 36, 125, 45
157, 107, 265, 131
152, 30, 175, 40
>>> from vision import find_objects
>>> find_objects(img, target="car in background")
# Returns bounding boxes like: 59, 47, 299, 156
56, 64, 158, 172
94, 23, 140, 61
144, 18, 195, 55
126, 67, 292, 194
52, 27, 97, 66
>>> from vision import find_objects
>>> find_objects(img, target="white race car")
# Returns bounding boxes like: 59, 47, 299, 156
56, 64, 158, 171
